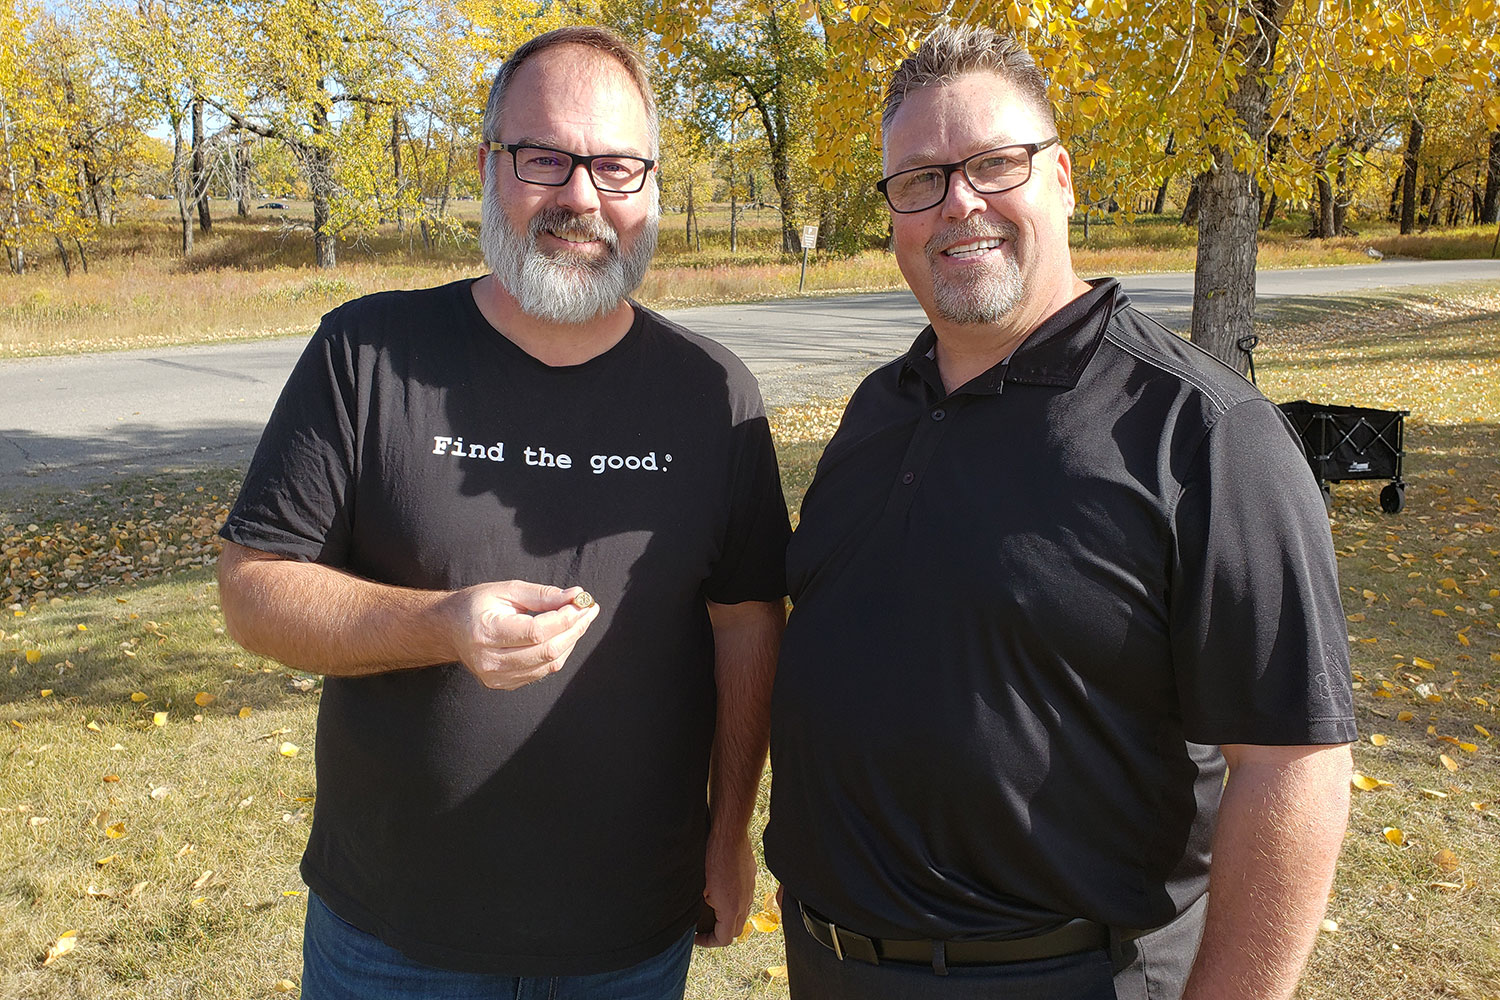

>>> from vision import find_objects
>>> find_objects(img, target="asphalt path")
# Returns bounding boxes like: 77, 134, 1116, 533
1, 258, 1497, 493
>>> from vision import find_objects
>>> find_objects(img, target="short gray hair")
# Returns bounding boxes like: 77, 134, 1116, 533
882, 24, 1056, 143
482, 26, 659, 158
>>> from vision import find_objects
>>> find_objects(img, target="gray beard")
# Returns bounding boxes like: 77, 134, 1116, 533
925, 219, 1024, 325
480, 168, 659, 325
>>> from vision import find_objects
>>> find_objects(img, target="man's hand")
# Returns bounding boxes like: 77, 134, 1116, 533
441, 582, 599, 690
697, 832, 756, 947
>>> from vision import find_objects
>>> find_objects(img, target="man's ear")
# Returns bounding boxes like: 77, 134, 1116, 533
1053, 143, 1077, 217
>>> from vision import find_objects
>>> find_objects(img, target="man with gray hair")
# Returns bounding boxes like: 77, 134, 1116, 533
765, 22, 1354, 1000
218, 25, 790, 999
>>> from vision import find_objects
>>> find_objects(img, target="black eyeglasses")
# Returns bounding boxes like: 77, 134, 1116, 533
488, 142, 656, 194
876, 138, 1059, 214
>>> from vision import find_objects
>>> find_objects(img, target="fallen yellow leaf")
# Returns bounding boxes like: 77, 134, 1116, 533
1478, 725, 1493, 739
152, 711, 168, 727
1458, 742, 1479, 753
238, 706, 252, 719
24, 649, 40, 663
749, 912, 781, 933
279, 742, 299, 758
1397, 711, 1415, 722
193, 692, 214, 707
1370, 734, 1388, 746
1419, 788, 1448, 798
764, 965, 788, 981
129, 692, 146, 703
1351, 773, 1391, 791
102, 774, 119, 783
1435, 849, 1460, 872
1383, 827, 1406, 846
104, 822, 125, 839
95, 855, 117, 867
1440, 754, 1459, 772
42, 929, 78, 966
1413, 657, 1436, 670
1319, 918, 1339, 933
273, 980, 298, 993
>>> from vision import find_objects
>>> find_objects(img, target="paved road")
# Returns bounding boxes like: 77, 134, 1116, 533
2, 258, 1497, 492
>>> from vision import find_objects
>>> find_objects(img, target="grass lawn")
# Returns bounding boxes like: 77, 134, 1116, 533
2, 293, 1499, 997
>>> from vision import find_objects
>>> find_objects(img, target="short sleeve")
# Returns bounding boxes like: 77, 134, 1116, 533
1169, 398, 1357, 746
703, 407, 791, 605
219, 310, 359, 565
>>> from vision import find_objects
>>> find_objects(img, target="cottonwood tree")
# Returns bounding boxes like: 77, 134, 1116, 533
750, 0, 1500, 371
0, 0, 103, 274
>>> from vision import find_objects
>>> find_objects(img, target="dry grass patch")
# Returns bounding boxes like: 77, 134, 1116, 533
1, 204, 1482, 358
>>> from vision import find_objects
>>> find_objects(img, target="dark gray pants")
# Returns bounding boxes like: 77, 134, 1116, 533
785, 895, 1208, 1000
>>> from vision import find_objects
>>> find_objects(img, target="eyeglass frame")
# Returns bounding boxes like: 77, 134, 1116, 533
486, 141, 657, 194
875, 137, 1060, 214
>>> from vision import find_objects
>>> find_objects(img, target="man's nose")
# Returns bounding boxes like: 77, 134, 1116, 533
555, 160, 601, 214
940, 168, 988, 220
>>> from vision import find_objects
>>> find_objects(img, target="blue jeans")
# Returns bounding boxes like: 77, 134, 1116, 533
301, 892, 694, 1000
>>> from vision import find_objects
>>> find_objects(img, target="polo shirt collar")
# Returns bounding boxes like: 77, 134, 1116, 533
900, 277, 1124, 396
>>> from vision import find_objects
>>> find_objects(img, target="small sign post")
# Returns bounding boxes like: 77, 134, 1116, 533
798, 224, 819, 293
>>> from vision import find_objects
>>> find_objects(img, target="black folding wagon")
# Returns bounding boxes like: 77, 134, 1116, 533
1276, 400, 1409, 514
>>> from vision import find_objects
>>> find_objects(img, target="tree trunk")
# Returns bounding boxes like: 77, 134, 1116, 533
0, 96, 27, 273
391, 108, 405, 234
309, 144, 336, 268
1483, 127, 1500, 224
1332, 153, 1350, 235
192, 97, 212, 233
1191, 0, 1289, 375
1313, 148, 1335, 238
173, 121, 193, 257
1261, 190, 1278, 229
308, 91, 336, 268
236, 137, 251, 217
1400, 113, 1424, 234
53, 236, 72, 276
685, 176, 694, 247
1180, 176, 1201, 226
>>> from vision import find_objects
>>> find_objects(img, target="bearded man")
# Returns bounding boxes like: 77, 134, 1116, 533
217, 26, 790, 1000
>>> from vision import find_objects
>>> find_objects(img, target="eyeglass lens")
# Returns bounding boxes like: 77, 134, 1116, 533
885, 146, 1034, 212
512, 146, 649, 192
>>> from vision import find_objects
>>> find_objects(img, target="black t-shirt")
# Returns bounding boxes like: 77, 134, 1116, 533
221, 279, 789, 975
764, 278, 1355, 942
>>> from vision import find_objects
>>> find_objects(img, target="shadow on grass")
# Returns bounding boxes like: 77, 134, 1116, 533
1, 564, 317, 719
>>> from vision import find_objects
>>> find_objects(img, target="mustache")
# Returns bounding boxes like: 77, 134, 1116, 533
529, 206, 619, 251
924, 218, 1019, 260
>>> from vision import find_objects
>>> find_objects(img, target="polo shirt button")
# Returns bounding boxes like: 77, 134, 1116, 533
932, 408, 946, 421
901, 472, 915, 484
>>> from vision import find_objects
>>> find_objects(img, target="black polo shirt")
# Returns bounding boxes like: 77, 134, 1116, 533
764, 278, 1355, 942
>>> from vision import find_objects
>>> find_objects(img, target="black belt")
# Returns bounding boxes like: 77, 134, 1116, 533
799, 902, 1115, 970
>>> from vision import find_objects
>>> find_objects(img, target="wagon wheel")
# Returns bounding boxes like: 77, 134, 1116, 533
1379, 483, 1406, 515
